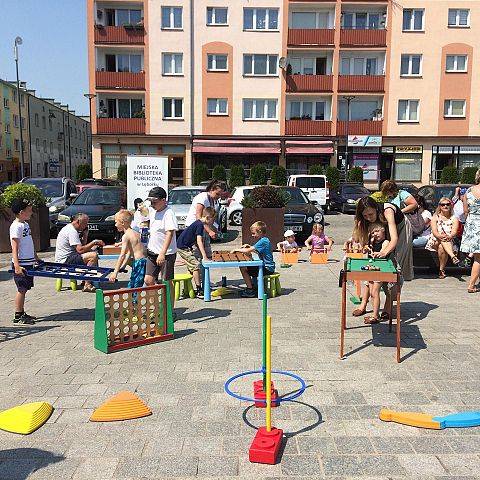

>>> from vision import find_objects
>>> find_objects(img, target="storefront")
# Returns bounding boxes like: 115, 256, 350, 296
392, 145, 423, 183
285, 140, 334, 174
431, 145, 480, 183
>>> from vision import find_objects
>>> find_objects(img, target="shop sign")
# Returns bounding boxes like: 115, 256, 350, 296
348, 135, 382, 147
353, 154, 379, 181
395, 146, 422, 154
381, 146, 394, 154
459, 146, 480, 154
437, 146, 454, 154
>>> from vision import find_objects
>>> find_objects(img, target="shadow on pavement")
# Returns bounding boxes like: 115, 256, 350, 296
173, 328, 198, 339
0, 271, 13, 282
36, 308, 94, 323
0, 448, 64, 479
0, 325, 57, 343
180, 308, 232, 323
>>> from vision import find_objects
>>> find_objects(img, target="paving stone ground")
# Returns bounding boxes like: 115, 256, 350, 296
1, 213, 480, 479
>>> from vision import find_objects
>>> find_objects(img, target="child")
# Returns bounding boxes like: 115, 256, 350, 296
232, 221, 275, 298
305, 223, 333, 254
10, 198, 41, 324
109, 209, 147, 288
277, 230, 300, 252
176, 207, 216, 298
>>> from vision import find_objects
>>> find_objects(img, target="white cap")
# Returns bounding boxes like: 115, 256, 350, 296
284, 229, 295, 237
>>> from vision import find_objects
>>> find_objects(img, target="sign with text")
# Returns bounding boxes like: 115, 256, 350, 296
127, 155, 168, 209
348, 135, 382, 147
353, 154, 379, 182
395, 145, 423, 154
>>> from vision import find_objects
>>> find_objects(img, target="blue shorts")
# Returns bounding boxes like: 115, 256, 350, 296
128, 258, 147, 289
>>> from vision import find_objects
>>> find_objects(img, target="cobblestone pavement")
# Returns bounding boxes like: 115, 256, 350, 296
1, 214, 480, 479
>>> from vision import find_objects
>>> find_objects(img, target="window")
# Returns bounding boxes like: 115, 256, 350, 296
117, 54, 142, 73
394, 154, 422, 182
448, 9, 469, 27
243, 54, 278, 76
3, 98, 9, 108
207, 7, 228, 25
50, 142, 54, 154
49, 118, 53, 131
6, 148, 12, 158
340, 57, 380, 76
243, 99, 277, 120
43, 140, 47, 152
398, 100, 419, 122
292, 11, 329, 29
12, 90, 17, 103
207, 98, 228, 115
14, 139, 20, 151
207, 54, 228, 71
288, 101, 325, 120
403, 9, 424, 31
244, 8, 278, 31
163, 98, 183, 119
34, 113, 39, 127
342, 12, 381, 30
42, 116, 46, 129
161, 6, 182, 29
400, 54, 422, 76
4, 124, 10, 133
117, 99, 143, 118
13, 115, 19, 128
444, 99, 466, 118
446, 55, 467, 72
36, 138, 40, 151
20, 117, 25, 130
162, 53, 183, 75
116, 9, 142, 26
20, 94, 25, 106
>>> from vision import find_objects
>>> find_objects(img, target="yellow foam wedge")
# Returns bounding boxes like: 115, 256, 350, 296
90, 391, 152, 422
0, 402, 53, 435
379, 408, 442, 430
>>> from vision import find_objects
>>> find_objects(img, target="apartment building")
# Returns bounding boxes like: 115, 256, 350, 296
87, 0, 480, 186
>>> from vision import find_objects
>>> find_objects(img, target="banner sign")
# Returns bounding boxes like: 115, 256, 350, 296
348, 135, 382, 147
353, 154, 379, 181
395, 146, 423, 154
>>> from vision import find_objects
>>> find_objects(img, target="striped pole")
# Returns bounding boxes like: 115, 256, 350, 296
265, 314, 272, 432
262, 294, 267, 388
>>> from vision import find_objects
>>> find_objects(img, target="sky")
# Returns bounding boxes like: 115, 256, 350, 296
0, 0, 89, 116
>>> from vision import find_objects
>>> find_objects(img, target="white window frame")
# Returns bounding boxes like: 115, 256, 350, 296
288, 57, 322, 75
243, 99, 278, 121
340, 56, 382, 76
243, 54, 278, 76
243, 8, 279, 31
398, 99, 419, 123
207, 54, 228, 72
115, 8, 142, 26
402, 9, 424, 32
341, 12, 383, 30
446, 54, 468, 73
288, 100, 327, 120
161, 6, 183, 30
448, 9, 470, 28
207, 7, 228, 26
207, 98, 228, 116
400, 54, 422, 77
162, 98, 184, 120
115, 53, 143, 73
162, 53, 183, 75
444, 99, 466, 118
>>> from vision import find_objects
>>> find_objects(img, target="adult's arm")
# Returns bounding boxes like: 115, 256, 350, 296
195, 202, 217, 239
449, 217, 460, 239
76, 239, 102, 254
401, 193, 418, 214
463, 194, 469, 219
430, 214, 446, 241
374, 207, 398, 257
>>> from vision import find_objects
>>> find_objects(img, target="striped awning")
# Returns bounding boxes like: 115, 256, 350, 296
285, 140, 334, 155
192, 139, 281, 154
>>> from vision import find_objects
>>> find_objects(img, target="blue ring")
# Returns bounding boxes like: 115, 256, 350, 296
224, 369, 306, 404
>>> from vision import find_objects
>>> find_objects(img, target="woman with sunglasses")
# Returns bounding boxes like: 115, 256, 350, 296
426, 197, 460, 278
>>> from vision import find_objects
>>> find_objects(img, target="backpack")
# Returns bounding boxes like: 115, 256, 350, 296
405, 208, 426, 236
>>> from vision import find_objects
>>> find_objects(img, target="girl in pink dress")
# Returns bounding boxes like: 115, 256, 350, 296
305, 223, 333, 254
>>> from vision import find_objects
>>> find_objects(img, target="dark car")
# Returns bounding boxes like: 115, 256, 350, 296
76, 178, 125, 194
329, 183, 371, 213
55, 187, 126, 243
417, 184, 471, 213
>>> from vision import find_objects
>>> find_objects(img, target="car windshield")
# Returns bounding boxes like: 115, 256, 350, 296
168, 189, 202, 205
343, 186, 370, 195
73, 188, 121, 205
279, 188, 309, 205
295, 177, 325, 188
25, 179, 63, 197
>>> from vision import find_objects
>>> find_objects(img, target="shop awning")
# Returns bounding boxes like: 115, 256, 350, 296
285, 140, 334, 155
193, 139, 281, 154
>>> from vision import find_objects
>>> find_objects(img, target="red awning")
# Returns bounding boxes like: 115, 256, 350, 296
285, 140, 333, 155
193, 139, 281, 154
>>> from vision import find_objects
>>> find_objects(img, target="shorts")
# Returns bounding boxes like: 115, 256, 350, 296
177, 248, 201, 273
146, 251, 176, 281
12, 264, 34, 293
128, 258, 147, 289
65, 252, 85, 265
246, 266, 275, 278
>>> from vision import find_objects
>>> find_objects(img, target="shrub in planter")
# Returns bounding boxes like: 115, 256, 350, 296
347, 166, 364, 184
75, 163, 92, 182
117, 164, 127, 184
440, 166, 459, 184
270, 165, 287, 186
309, 164, 324, 175
461, 166, 478, 185
212, 164, 227, 182
1, 183, 46, 208
249, 164, 267, 185
193, 163, 209, 185
229, 164, 246, 188
325, 166, 340, 190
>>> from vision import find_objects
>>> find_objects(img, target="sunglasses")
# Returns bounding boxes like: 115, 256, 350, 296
440, 203, 451, 207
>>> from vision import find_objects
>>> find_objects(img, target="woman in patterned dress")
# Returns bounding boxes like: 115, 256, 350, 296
460, 169, 480, 293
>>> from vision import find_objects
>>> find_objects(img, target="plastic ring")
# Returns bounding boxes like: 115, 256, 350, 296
224, 368, 306, 404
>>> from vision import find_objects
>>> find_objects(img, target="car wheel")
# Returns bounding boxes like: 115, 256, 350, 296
230, 211, 242, 226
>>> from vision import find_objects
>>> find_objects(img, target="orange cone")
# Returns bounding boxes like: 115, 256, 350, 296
90, 391, 152, 422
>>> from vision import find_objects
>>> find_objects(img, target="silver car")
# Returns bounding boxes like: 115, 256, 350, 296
168, 186, 227, 232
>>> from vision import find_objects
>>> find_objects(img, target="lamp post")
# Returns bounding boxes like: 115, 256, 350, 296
83, 93, 96, 168
342, 95, 356, 176
14, 36, 25, 179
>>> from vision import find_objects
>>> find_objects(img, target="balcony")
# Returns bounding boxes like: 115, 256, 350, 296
285, 120, 333, 136
94, 25, 145, 45
288, 29, 335, 47
95, 71, 145, 90
337, 120, 383, 136
340, 29, 387, 47
96, 117, 145, 135
338, 75, 385, 93
286, 74, 333, 93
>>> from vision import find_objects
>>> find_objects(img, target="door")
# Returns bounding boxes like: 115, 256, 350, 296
107, 99, 117, 118
105, 55, 116, 72
379, 154, 393, 183
316, 57, 327, 75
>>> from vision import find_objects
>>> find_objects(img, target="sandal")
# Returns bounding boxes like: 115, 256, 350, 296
364, 315, 380, 325
82, 285, 96, 293
352, 308, 366, 317
468, 286, 480, 293
439, 270, 446, 279
380, 312, 391, 321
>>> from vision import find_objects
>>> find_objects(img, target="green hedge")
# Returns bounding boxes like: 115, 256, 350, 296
193, 163, 209, 185
1, 183, 46, 208
347, 166, 364, 183
75, 163, 92, 182
461, 167, 478, 185
212, 164, 227, 181
440, 166, 459, 184
270, 165, 287, 186
325, 166, 341, 190
117, 164, 127, 183
229, 164, 246, 188
249, 164, 267, 185
308, 164, 324, 175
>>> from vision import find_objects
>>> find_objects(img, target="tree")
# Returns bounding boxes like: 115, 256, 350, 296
212, 164, 227, 181
249, 164, 267, 185
461, 166, 478, 185
308, 164, 324, 175
193, 163, 209, 185
347, 166, 364, 183
325, 166, 341, 190
117, 164, 127, 184
440, 166, 459, 184
270, 165, 287, 186
1, 183, 46, 208
75, 163, 92, 182
229, 164, 246, 188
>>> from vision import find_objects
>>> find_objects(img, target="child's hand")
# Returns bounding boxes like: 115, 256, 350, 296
114, 241, 122, 247
108, 273, 117, 282
156, 253, 166, 266
14, 265, 25, 276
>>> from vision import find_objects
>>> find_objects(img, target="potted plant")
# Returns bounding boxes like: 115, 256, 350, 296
241, 185, 289, 246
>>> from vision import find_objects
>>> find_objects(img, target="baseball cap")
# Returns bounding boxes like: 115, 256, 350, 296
147, 187, 167, 200
11, 198, 32, 214
284, 229, 295, 237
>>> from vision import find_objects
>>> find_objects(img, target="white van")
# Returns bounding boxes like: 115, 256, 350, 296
288, 175, 328, 209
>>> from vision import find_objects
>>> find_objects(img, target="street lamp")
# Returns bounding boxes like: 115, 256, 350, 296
83, 93, 96, 168
342, 95, 356, 176
14, 36, 25, 179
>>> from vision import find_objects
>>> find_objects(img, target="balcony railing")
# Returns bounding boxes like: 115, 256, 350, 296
96, 117, 145, 134
340, 29, 387, 47
94, 25, 145, 45
286, 74, 333, 93
338, 75, 385, 93
287, 29, 335, 47
337, 120, 383, 136
285, 120, 333, 136
95, 71, 145, 90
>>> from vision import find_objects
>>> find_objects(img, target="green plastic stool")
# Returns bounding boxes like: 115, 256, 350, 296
173, 273, 196, 300
55, 278, 77, 292
264, 273, 281, 298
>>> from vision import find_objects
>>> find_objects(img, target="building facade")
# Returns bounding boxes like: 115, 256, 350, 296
87, 0, 480, 187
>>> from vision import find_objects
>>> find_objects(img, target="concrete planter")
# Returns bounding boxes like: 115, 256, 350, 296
242, 208, 285, 248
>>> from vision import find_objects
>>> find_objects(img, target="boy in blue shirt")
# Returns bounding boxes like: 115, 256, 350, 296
232, 221, 275, 298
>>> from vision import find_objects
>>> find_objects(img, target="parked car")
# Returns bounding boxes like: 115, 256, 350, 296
329, 183, 371, 213
21, 177, 77, 229
288, 175, 329, 210
168, 186, 228, 233
0, 181, 13, 192
417, 184, 471, 213
76, 178, 125, 194
198, 180, 231, 200
226, 185, 259, 226
55, 186, 126, 243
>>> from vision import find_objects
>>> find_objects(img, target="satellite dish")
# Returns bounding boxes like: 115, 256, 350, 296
278, 57, 287, 69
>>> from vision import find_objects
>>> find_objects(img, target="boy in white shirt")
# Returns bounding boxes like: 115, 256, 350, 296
10, 198, 41, 324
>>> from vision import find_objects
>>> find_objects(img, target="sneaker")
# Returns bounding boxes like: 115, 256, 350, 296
13, 313, 36, 325
240, 288, 256, 298
23, 313, 37, 321
196, 289, 204, 299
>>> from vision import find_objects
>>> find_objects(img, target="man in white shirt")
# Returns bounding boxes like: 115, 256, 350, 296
55, 213, 105, 292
